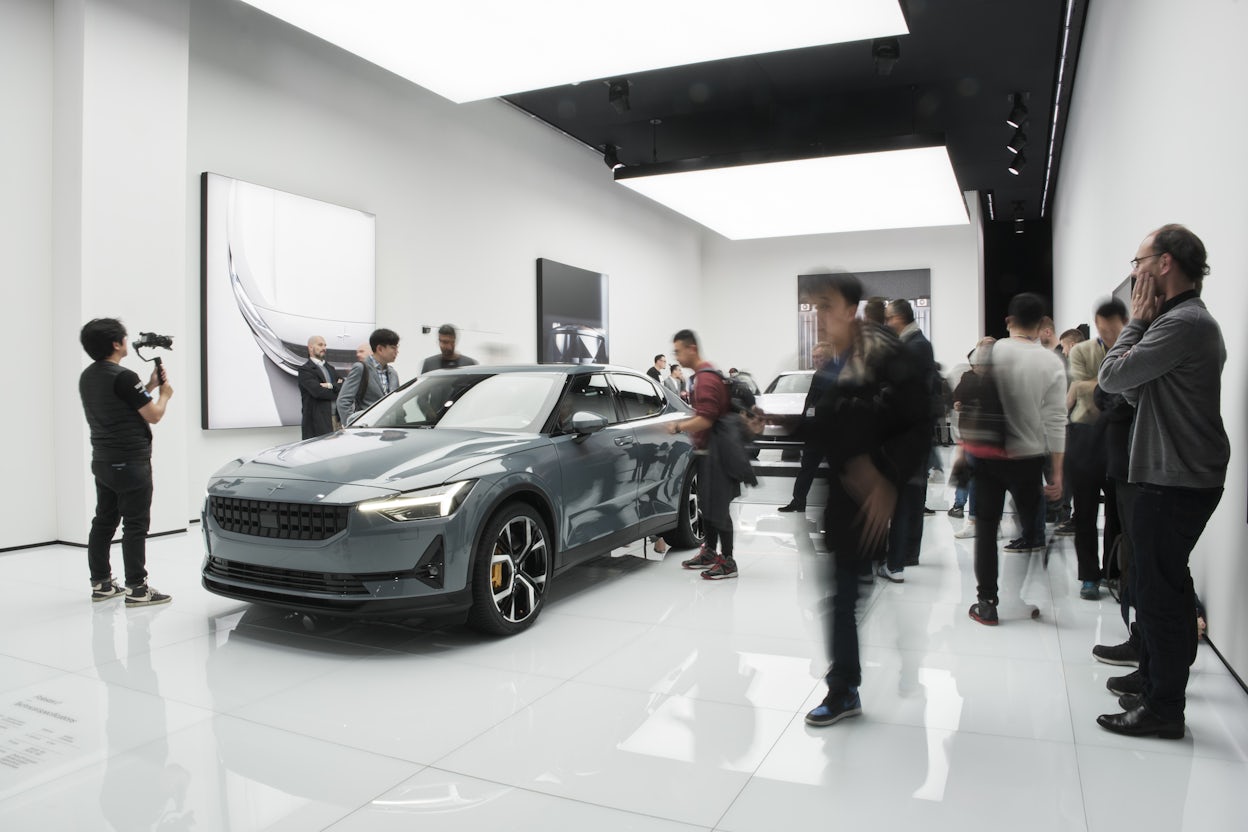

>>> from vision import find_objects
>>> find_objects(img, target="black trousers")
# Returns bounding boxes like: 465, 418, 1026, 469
87, 460, 153, 586
823, 479, 880, 691
790, 444, 824, 507
972, 456, 1044, 604
1131, 483, 1221, 720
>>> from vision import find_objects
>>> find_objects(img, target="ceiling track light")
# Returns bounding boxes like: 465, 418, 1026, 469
1008, 151, 1026, 175
1012, 200, 1025, 233
607, 78, 631, 114
1006, 92, 1029, 128
602, 144, 623, 170
1006, 127, 1028, 154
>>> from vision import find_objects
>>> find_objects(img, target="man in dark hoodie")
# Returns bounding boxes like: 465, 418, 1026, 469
802, 273, 930, 727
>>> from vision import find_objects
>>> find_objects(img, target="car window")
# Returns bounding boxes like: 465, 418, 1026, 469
353, 372, 562, 433
556, 373, 619, 428
766, 373, 813, 395
611, 372, 666, 421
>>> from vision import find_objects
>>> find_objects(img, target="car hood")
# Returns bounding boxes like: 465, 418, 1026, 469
754, 392, 807, 416
221, 429, 549, 490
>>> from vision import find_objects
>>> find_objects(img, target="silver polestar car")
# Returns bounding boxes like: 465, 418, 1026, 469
201, 365, 704, 635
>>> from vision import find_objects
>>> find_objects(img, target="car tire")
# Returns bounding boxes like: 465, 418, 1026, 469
467, 502, 553, 636
669, 467, 705, 550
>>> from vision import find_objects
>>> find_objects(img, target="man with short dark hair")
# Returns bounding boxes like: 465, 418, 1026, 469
1095, 224, 1228, 740
968, 293, 1067, 626
78, 318, 173, 607
666, 330, 741, 580
647, 354, 666, 382
298, 335, 343, 439
421, 324, 477, 374
338, 327, 401, 425
801, 273, 929, 726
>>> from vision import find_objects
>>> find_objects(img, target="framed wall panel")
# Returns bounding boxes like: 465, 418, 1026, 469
535, 258, 609, 364
201, 173, 375, 429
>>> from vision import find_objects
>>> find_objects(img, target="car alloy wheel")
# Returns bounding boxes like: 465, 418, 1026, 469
469, 503, 551, 635
670, 469, 705, 550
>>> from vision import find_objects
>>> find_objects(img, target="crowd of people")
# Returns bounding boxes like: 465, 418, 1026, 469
78, 223, 1226, 744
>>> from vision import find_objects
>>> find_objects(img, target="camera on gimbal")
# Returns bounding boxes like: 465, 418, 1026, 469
132, 331, 174, 380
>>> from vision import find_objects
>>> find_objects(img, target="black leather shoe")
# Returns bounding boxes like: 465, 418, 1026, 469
777, 502, 806, 513
1118, 692, 1143, 711
1097, 705, 1184, 740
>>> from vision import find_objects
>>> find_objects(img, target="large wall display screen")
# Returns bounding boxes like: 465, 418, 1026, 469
201, 173, 376, 429
535, 258, 609, 364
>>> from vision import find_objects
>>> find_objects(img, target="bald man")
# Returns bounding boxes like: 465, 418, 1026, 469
298, 335, 343, 439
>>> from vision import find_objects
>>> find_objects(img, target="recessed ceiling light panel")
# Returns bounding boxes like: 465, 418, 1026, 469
616, 147, 968, 240
237, 0, 909, 102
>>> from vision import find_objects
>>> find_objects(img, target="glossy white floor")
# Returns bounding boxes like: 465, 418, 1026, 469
2, 476, 1246, 831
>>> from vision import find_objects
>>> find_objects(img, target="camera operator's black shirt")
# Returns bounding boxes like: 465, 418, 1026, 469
80, 361, 153, 462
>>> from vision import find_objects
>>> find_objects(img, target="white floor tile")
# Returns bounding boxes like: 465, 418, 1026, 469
435, 681, 795, 828
233, 651, 564, 763
719, 719, 1087, 832
1077, 743, 1248, 832
325, 767, 709, 831
0, 715, 420, 831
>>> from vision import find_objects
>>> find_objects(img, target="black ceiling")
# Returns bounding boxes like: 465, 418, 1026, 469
504, 0, 1087, 227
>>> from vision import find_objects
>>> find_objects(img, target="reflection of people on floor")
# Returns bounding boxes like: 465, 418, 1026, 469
94, 607, 194, 829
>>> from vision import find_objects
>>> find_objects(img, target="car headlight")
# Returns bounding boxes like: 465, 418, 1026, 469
357, 480, 476, 522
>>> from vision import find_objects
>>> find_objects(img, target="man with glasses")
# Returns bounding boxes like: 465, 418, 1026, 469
1095, 225, 1228, 740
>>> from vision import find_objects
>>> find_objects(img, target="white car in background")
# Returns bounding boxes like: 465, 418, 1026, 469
753, 370, 814, 458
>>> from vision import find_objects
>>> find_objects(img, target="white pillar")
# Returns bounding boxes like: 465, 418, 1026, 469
53, 0, 191, 544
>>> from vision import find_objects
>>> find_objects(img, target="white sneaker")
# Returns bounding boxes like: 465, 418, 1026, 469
953, 520, 977, 539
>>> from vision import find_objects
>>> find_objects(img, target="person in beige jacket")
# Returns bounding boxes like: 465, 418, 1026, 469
1064, 298, 1128, 599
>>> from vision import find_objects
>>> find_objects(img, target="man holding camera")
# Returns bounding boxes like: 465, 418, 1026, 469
78, 318, 173, 606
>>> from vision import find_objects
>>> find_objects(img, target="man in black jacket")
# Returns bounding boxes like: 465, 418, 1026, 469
298, 335, 343, 439
778, 341, 837, 513
802, 274, 930, 727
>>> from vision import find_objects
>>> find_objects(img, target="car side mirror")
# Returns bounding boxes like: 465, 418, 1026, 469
568, 411, 609, 436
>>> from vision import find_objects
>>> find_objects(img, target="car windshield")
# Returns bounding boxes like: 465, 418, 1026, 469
765, 373, 813, 395
350, 372, 564, 432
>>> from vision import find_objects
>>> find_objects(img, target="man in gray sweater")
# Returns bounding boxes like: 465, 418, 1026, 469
1095, 224, 1228, 740
968, 293, 1067, 626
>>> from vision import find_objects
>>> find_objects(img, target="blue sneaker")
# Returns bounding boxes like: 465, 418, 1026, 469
1080, 580, 1100, 600
805, 687, 862, 727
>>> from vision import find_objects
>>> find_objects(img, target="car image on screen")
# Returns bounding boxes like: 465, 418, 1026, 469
201, 366, 704, 635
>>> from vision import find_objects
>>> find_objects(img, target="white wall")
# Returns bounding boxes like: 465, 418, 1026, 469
1053, 0, 1248, 674
699, 203, 982, 388
183, 0, 706, 519
0, 0, 56, 549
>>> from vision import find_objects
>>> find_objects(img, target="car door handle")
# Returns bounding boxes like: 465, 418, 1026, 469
614, 436, 635, 447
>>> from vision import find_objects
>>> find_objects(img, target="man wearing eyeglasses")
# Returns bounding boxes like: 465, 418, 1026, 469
1095, 224, 1229, 740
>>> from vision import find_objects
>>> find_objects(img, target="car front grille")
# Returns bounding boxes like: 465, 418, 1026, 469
209, 496, 349, 540
203, 556, 371, 595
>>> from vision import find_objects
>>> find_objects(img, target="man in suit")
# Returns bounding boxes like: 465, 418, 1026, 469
338, 327, 401, 426
879, 298, 936, 580
298, 335, 343, 440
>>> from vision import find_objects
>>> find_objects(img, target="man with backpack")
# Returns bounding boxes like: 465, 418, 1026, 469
667, 329, 756, 580
337, 328, 401, 425
966, 293, 1067, 626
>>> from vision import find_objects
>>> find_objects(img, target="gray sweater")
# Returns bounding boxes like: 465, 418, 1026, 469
1098, 296, 1228, 488
992, 337, 1068, 458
